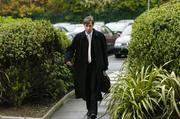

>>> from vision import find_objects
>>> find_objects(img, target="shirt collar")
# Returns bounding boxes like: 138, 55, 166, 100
85, 31, 93, 37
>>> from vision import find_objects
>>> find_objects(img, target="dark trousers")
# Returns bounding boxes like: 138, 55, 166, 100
86, 100, 97, 114
85, 62, 98, 115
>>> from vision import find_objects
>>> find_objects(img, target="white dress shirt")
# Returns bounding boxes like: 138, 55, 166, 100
85, 31, 93, 63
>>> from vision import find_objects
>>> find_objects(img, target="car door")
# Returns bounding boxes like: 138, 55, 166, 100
100, 26, 119, 52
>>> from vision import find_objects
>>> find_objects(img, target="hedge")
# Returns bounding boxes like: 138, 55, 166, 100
0, 19, 72, 106
127, 0, 180, 75
0, 16, 32, 24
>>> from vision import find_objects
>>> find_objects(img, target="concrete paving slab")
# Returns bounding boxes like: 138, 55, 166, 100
50, 98, 110, 119
50, 71, 119, 119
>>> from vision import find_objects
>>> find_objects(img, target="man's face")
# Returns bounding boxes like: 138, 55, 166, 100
84, 22, 93, 33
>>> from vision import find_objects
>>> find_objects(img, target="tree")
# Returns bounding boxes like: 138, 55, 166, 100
0, 0, 172, 22
0, 0, 47, 17
110, 0, 171, 11
71, 0, 111, 13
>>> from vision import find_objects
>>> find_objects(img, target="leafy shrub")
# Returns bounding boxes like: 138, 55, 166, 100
127, 1, 180, 76
55, 29, 71, 51
0, 19, 72, 106
108, 65, 180, 119
0, 16, 32, 24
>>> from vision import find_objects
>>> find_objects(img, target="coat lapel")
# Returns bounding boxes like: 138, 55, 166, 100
82, 31, 87, 40
92, 29, 98, 52
92, 29, 97, 43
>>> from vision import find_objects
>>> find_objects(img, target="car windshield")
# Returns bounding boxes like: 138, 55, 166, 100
65, 24, 79, 32
121, 25, 132, 36
106, 22, 130, 32
73, 26, 84, 33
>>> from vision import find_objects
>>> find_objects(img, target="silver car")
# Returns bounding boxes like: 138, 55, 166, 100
114, 25, 132, 58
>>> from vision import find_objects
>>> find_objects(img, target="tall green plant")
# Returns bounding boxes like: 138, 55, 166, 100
108, 65, 180, 119
153, 68, 180, 118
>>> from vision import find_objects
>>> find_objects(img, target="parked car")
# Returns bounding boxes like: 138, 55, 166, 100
53, 22, 71, 27
105, 21, 133, 34
53, 23, 73, 41
53, 24, 68, 32
96, 25, 119, 53
94, 21, 105, 26
114, 25, 132, 58
118, 19, 134, 24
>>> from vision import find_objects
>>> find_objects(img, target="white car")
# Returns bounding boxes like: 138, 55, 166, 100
114, 25, 132, 58
53, 23, 73, 41
118, 19, 134, 24
105, 21, 132, 34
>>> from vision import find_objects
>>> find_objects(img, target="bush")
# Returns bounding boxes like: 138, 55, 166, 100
0, 16, 32, 24
127, 1, 180, 76
108, 65, 180, 119
0, 19, 72, 106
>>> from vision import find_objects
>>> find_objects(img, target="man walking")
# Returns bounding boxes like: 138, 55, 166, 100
65, 16, 108, 119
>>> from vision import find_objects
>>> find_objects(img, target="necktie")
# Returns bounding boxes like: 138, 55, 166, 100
87, 34, 92, 63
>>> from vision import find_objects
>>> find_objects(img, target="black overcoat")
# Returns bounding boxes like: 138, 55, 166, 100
64, 29, 108, 101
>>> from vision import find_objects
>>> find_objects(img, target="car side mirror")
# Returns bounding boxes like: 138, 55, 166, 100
117, 32, 121, 36
114, 31, 121, 37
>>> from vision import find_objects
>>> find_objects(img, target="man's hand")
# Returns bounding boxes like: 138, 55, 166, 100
103, 70, 107, 76
66, 61, 72, 66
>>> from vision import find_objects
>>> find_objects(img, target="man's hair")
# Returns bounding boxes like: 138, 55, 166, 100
83, 16, 94, 25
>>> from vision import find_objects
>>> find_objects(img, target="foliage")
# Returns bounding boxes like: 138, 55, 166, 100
0, 0, 171, 23
111, 0, 170, 11
111, 0, 147, 11
0, 19, 72, 106
69, 0, 111, 13
128, 0, 180, 76
108, 65, 180, 119
0, 16, 32, 25
0, 65, 30, 106
55, 29, 71, 51
0, 0, 46, 17
34, 52, 73, 100
46, 0, 69, 14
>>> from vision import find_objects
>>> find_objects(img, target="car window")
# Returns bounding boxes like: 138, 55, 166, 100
101, 26, 113, 36
121, 25, 132, 36
106, 22, 130, 32
65, 25, 77, 32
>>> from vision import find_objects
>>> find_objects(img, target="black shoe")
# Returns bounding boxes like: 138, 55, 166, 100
90, 113, 97, 119
86, 111, 91, 116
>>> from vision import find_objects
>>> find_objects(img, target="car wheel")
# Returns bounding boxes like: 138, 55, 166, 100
115, 54, 121, 58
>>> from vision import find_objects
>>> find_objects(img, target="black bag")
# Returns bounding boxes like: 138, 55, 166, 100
100, 71, 111, 93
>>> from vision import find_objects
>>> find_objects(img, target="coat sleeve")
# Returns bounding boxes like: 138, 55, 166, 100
101, 34, 109, 70
64, 36, 77, 63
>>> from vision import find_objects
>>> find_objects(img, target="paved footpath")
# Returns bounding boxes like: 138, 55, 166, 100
50, 72, 118, 119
